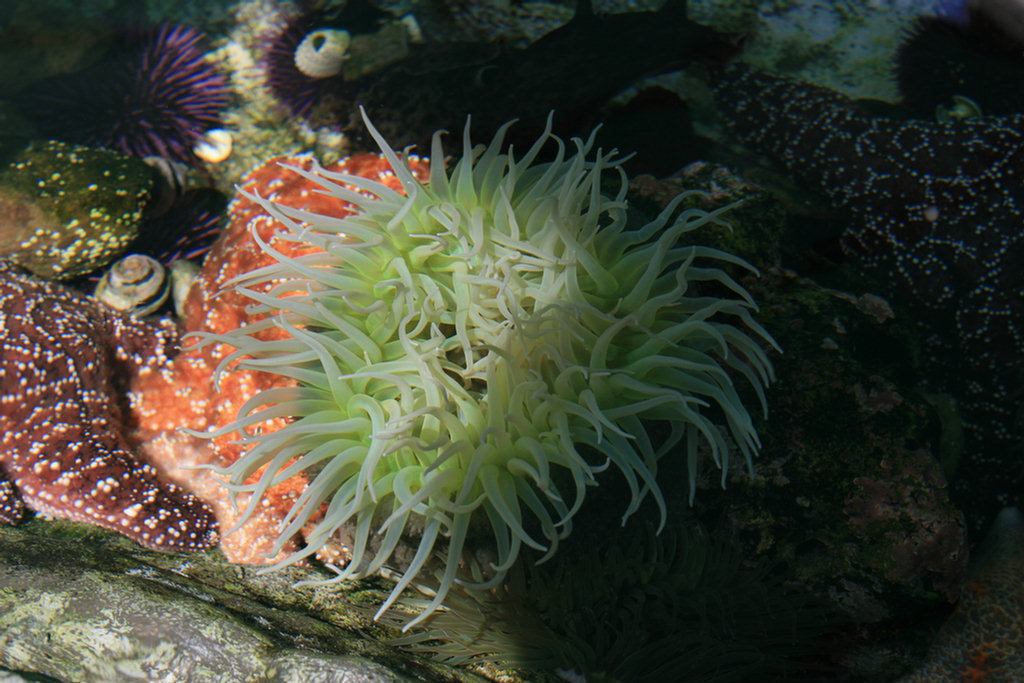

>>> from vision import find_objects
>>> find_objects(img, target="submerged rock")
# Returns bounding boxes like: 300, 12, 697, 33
895, 507, 1024, 682
0, 140, 160, 280
0, 521, 505, 683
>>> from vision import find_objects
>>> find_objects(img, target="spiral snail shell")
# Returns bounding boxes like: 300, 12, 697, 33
95, 254, 169, 317
294, 28, 351, 79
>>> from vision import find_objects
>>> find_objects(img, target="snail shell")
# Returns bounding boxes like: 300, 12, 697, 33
169, 259, 200, 318
95, 254, 169, 317
294, 28, 351, 79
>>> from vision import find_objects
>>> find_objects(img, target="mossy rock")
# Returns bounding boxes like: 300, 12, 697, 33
0, 140, 160, 280
699, 269, 966, 622
0, 520, 540, 683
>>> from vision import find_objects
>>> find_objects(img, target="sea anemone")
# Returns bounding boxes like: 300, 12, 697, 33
18, 23, 229, 165
195, 110, 776, 628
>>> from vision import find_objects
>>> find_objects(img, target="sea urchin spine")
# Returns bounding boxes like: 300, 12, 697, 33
192, 110, 776, 627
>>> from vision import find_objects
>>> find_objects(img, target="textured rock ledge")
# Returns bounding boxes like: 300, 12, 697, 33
0, 521, 512, 683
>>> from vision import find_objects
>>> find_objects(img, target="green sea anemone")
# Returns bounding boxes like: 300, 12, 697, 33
196, 109, 776, 628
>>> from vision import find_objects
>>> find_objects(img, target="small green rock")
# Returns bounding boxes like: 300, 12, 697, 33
0, 140, 159, 280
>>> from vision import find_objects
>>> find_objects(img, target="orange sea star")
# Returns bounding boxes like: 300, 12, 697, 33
130, 151, 430, 564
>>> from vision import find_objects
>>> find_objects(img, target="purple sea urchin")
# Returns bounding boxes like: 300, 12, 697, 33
194, 111, 776, 627
19, 23, 229, 165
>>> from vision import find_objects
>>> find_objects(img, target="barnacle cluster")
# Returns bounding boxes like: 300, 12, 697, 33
196, 110, 776, 626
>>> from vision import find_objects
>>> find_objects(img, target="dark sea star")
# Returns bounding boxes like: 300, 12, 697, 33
711, 64, 1024, 529
0, 260, 217, 551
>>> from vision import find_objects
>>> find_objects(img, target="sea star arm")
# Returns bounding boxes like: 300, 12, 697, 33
712, 65, 1024, 525
0, 470, 24, 524
0, 260, 217, 551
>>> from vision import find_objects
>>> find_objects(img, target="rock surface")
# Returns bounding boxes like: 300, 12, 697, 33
0, 521, 514, 683
0, 141, 160, 280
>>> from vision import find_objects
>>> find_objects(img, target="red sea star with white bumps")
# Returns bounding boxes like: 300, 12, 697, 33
0, 260, 217, 550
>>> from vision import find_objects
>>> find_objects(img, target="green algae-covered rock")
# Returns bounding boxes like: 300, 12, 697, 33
0, 521, 514, 683
628, 166, 968, 680
731, 270, 966, 608
0, 140, 159, 280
